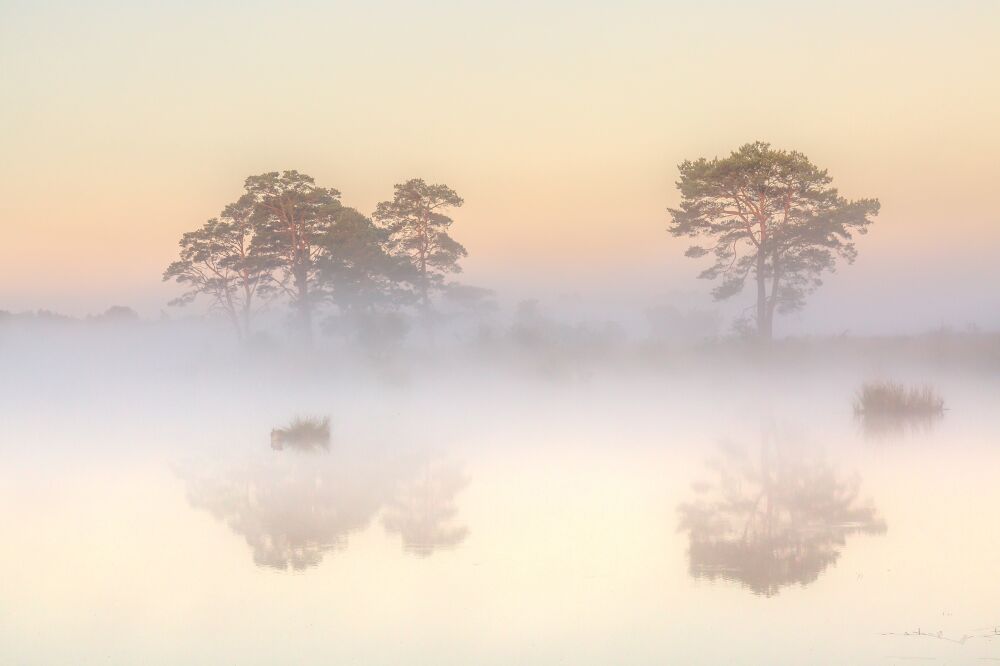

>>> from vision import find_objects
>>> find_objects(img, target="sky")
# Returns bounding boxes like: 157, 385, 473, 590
1, 0, 998, 333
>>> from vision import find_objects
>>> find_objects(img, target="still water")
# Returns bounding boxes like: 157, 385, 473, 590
2, 370, 998, 664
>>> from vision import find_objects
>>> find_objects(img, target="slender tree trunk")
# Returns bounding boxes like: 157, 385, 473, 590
241, 281, 253, 341
419, 264, 435, 345
293, 264, 312, 345
417, 238, 435, 345
762, 256, 782, 343
418, 208, 432, 314
765, 281, 780, 343
223, 286, 244, 341
755, 251, 771, 342
242, 302, 252, 340
418, 238, 430, 312
229, 311, 245, 341
419, 270, 429, 311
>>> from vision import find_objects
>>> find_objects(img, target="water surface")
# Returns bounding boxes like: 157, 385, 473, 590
2, 369, 998, 664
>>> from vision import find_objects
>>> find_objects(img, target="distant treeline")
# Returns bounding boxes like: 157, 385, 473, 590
0, 305, 140, 324
4, 302, 999, 380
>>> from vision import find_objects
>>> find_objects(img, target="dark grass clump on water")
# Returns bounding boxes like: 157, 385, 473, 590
853, 381, 945, 437
271, 416, 331, 451
854, 381, 944, 416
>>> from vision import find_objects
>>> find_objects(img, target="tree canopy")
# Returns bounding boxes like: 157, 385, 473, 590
373, 179, 466, 311
164, 172, 469, 344
244, 170, 345, 342
162, 195, 271, 339
315, 207, 414, 314
669, 142, 879, 340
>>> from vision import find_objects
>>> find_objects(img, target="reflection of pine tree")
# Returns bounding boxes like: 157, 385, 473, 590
382, 464, 469, 557
182, 448, 470, 570
185, 450, 392, 571
677, 427, 886, 596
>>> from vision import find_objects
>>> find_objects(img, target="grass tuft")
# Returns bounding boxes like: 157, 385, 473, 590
271, 416, 331, 451
853, 381, 945, 438
853, 381, 944, 417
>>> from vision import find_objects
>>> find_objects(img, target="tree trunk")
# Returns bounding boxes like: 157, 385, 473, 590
223, 288, 244, 341
420, 276, 430, 312
242, 283, 253, 341
418, 243, 430, 312
229, 311, 245, 342
755, 252, 771, 342
417, 242, 435, 345
242, 304, 252, 341
418, 207, 433, 315
293, 264, 313, 345
765, 281, 780, 343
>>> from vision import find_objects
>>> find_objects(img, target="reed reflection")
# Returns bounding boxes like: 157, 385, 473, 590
677, 426, 886, 596
182, 433, 469, 570
853, 381, 945, 440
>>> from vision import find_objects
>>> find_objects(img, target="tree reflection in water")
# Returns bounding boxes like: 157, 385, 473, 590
382, 463, 469, 557
677, 426, 886, 596
182, 441, 469, 571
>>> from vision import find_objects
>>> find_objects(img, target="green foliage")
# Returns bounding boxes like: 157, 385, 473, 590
165, 170, 413, 342
441, 283, 498, 315
316, 207, 416, 313
162, 195, 271, 339
373, 178, 466, 309
243, 171, 344, 337
669, 142, 879, 338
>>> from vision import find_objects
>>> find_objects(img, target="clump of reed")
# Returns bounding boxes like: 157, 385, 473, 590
854, 381, 944, 417
853, 381, 944, 437
270, 416, 331, 451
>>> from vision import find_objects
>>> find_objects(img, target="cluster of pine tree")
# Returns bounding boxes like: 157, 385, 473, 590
164, 171, 466, 342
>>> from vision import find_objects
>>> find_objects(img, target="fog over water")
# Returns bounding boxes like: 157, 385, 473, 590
1, 313, 998, 664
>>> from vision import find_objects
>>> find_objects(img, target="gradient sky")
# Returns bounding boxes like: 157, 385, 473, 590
1, 0, 998, 332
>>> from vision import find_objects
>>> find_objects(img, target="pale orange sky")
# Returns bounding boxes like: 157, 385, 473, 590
1, 1, 998, 331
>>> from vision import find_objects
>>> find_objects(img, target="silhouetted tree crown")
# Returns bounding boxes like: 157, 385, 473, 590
668, 142, 879, 340
315, 206, 415, 314
245, 170, 344, 342
373, 178, 466, 310
165, 170, 409, 343
162, 195, 271, 339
